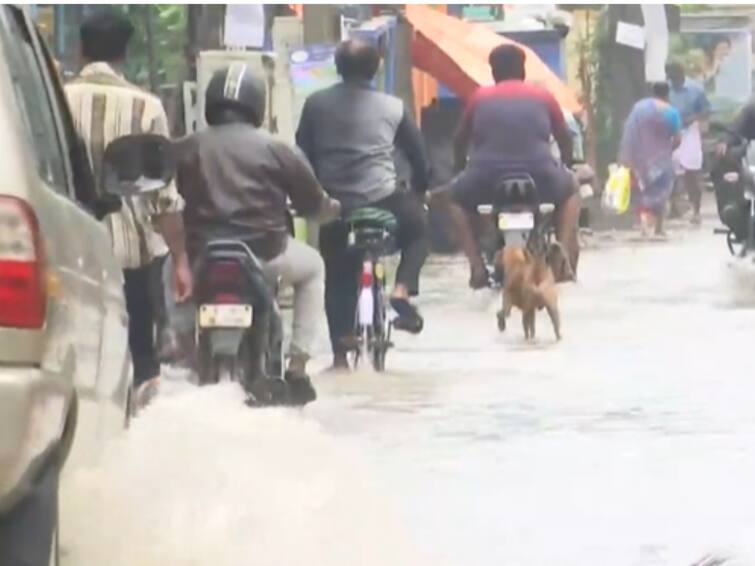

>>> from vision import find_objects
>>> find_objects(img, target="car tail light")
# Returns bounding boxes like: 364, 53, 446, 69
0, 197, 46, 328
360, 261, 373, 288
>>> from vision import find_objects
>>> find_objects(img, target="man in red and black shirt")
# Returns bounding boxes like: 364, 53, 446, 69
434, 44, 580, 288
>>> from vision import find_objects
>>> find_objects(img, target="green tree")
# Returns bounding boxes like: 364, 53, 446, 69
118, 5, 188, 93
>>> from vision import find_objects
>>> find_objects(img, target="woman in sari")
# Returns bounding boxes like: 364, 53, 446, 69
619, 82, 682, 237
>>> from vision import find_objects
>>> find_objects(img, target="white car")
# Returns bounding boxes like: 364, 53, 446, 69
0, 6, 131, 565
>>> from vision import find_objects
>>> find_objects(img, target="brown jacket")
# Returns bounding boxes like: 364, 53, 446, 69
175, 123, 326, 260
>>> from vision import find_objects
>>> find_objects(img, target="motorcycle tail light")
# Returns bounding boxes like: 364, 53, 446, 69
207, 260, 242, 286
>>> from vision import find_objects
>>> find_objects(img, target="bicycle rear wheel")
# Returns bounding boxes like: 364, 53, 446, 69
371, 281, 389, 372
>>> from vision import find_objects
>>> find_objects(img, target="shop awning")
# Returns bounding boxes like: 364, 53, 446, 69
406, 4, 582, 114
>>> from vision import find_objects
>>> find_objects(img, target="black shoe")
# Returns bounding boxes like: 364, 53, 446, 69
390, 297, 424, 334
246, 376, 288, 407
284, 371, 317, 406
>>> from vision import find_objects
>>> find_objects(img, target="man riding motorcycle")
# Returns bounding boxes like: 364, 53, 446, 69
713, 102, 755, 243
175, 64, 339, 404
431, 44, 580, 288
296, 39, 431, 370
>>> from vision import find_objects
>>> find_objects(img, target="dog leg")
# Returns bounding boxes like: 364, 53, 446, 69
541, 287, 561, 341
546, 302, 561, 341
523, 309, 535, 340
498, 290, 511, 332
497, 310, 507, 332
529, 309, 537, 340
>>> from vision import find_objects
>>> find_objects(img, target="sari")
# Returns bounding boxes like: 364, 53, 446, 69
619, 97, 682, 216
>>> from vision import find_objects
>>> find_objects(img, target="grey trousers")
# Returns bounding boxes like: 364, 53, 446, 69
261, 237, 325, 359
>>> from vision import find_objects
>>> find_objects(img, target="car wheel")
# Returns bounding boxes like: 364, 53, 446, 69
0, 459, 59, 566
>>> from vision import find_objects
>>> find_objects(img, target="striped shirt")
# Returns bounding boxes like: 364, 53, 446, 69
65, 62, 183, 269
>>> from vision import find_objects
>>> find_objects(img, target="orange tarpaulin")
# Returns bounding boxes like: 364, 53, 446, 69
406, 4, 582, 114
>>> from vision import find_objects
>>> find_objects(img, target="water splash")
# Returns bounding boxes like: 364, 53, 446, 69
61, 381, 427, 566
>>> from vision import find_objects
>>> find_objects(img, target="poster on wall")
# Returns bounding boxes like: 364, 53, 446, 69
671, 30, 752, 119
288, 44, 339, 129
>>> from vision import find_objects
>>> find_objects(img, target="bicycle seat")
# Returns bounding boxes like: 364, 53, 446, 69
345, 207, 398, 232
345, 207, 397, 253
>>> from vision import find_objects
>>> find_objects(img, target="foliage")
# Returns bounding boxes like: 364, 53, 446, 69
117, 5, 188, 91
589, 8, 618, 179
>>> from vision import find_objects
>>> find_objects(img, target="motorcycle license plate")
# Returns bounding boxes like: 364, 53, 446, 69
198, 304, 253, 328
498, 212, 534, 231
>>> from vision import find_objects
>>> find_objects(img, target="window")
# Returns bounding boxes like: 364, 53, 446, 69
0, 7, 68, 193
34, 25, 99, 211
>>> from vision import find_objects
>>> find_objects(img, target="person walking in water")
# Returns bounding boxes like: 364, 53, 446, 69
619, 82, 682, 238
667, 62, 711, 224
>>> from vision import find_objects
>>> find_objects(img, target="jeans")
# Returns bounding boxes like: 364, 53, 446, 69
124, 261, 161, 387
319, 189, 428, 355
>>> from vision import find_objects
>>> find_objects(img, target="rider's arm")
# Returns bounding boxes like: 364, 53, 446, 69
543, 90, 573, 168
454, 97, 476, 173
731, 104, 755, 142
394, 108, 430, 195
295, 98, 316, 165
144, 104, 192, 301
273, 142, 337, 221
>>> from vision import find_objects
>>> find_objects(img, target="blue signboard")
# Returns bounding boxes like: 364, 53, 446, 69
349, 16, 398, 95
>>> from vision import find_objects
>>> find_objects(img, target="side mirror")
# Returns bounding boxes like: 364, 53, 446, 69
102, 134, 176, 197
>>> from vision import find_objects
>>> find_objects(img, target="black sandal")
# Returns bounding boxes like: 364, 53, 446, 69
390, 297, 424, 334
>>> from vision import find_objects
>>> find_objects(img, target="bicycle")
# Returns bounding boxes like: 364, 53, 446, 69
343, 207, 398, 372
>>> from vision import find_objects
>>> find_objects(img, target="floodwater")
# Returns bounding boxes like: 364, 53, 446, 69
62, 217, 755, 566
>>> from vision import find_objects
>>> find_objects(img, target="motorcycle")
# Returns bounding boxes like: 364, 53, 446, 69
101, 133, 289, 406
193, 236, 287, 405
480, 166, 586, 286
710, 123, 755, 259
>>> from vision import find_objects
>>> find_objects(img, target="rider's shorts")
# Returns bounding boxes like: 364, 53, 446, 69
449, 162, 575, 212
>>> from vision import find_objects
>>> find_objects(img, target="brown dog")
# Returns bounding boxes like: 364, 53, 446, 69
496, 245, 561, 340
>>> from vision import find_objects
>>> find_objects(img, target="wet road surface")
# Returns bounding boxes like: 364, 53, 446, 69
62, 219, 755, 566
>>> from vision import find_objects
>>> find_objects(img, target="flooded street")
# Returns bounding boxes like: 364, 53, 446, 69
62, 218, 755, 566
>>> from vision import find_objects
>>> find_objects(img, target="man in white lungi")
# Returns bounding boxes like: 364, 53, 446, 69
667, 62, 711, 224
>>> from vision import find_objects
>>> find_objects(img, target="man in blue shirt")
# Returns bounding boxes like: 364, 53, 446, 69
667, 62, 711, 223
